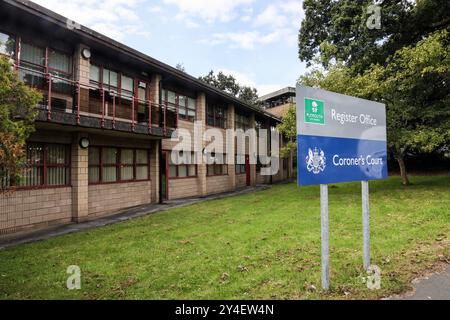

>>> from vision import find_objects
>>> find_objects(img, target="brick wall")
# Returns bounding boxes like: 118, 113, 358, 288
88, 181, 152, 217
168, 178, 200, 199
0, 187, 72, 235
236, 174, 247, 188
206, 175, 233, 195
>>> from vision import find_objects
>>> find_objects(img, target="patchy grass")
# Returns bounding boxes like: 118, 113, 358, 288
0, 175, 449, 300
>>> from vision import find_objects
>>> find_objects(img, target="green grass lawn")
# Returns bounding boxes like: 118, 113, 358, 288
0, 175, 449, 300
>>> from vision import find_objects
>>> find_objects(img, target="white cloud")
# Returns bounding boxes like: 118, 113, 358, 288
218, 68, 284, 96
254, 4, 287, 28
163, 0, 254, 23
31, 0, 150, 41
201, 0, 304, 50
204, 27, 297, 50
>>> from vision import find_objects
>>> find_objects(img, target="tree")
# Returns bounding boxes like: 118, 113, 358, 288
276, 105, 297, 158
175, 63, 186, 72
237, 86, 259, 106
0, 56, 41, 191
298, 31, 450, 185
298, 0, 450, 72
199, 70, 259, 106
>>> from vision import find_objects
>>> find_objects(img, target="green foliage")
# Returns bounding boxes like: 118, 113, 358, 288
276, 105, 297, 157
0, 56, 41, 189
199, 70, 259, 105
298, 0, 450, 72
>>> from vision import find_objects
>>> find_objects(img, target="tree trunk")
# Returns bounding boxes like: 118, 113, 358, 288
395, 154, 410, 186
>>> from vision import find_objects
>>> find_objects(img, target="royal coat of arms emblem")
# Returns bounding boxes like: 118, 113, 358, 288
306, 147, 326, 174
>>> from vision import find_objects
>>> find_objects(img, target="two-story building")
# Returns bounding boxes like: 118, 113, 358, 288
0, 0, 294, 236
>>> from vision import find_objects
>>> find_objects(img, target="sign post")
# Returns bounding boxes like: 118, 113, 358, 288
296, 85, 387, 290
320, 184, 329, 290
362, 181, 370, 270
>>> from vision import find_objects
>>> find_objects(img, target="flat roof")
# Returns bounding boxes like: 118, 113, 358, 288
2, 0, 280, 122
258, 87, 296, 102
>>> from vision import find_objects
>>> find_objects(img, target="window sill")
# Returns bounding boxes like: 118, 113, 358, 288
3, 185, 71, 191
88, 179, 151, 186
168, 176, 197, 180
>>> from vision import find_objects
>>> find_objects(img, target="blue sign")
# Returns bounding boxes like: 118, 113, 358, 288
296, 86, 388, 186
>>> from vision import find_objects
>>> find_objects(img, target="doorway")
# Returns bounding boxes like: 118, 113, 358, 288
245, 154, 250, 186
160, 151, 169, 201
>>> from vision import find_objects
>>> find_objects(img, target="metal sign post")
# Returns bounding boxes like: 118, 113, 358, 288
296, 85, 387, 290
362, 180, 370, 270
320, 184, 329, 290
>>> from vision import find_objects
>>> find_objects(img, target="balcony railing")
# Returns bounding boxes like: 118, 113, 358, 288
15, 64, 176, 137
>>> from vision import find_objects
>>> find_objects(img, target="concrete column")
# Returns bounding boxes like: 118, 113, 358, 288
227, 104, 236, 190
196, 92, 207, 196
150, 140, 160, 203
71, 133, 89, 222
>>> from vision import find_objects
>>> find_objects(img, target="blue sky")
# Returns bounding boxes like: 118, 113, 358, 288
33, 0, 306, 96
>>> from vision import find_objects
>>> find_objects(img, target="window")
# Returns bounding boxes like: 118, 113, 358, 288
121, 75, 134, 99
21, 42, 45, 66
207, 104, 227, 128
235, 154, 246, 174
206, 153, 227, 176
48, 49, 72, 76
0, 31, 15, 57
168, 151, 197, 178
137, 81, 149, 123
2, 143, 70, 188
88, 147, 150, 184
162, 89, 196, 122
102, 68, 118, 92
89, 65, 100, 85
235, 113, 250, 130
20, 43, 72, 98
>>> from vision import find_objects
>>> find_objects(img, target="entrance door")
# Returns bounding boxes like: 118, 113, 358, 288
160, 151, 169, 201
245, 155, 250, 186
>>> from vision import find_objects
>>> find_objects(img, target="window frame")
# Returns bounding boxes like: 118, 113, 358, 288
167, 151, 197, 179
206, 153, 228, 177
3, 142, 71, 190
206, 104, 227, 129
235, 112, 250, 131
88, 146, 150, 185
162, 89, 197, 122
235, 154, 247, 175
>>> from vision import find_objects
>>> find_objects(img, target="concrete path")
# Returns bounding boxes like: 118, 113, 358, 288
391, 264, 450, 300
0, 185, 270, 250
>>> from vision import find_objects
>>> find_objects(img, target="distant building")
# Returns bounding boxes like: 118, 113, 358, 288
258, 87, 295, 118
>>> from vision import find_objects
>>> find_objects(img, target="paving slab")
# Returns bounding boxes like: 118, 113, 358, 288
390, 264, 450, 300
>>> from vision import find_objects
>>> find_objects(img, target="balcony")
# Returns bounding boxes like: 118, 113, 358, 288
16, 65, 177, 138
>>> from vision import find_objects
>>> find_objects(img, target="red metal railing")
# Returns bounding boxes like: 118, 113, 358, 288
14, 64, 172, 135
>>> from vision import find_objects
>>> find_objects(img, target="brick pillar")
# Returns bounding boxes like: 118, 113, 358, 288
249, 112, 257, 186
196, 92, 207, 196
227, 104, 236, 190
74, 45, 90, 113
71, 133, 89, 222
150, 74, 161, 104
150, 140, 160, 203
149, 74, 162, 202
